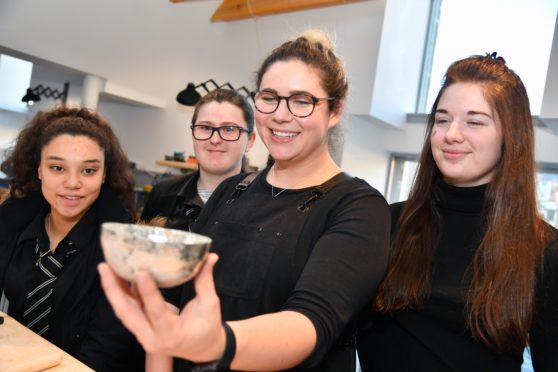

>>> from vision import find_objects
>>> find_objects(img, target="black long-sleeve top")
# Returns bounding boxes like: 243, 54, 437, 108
180, 169, 391, 371
0, 186, 144, 371
358, 181, 558, 371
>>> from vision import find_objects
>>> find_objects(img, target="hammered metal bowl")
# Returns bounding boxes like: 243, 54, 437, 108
101, 222, 211, 288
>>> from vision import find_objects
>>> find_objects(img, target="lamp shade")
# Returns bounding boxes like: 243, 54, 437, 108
21, 88, 41, 104
176, 83, 202, 106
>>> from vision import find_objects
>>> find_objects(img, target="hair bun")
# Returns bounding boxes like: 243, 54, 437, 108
301, 29, 335, 51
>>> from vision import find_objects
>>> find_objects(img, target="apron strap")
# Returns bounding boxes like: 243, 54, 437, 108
298, 172, 353, 213
226, 171, 261, 204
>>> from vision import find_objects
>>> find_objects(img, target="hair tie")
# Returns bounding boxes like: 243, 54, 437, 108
487, 51, 506, 65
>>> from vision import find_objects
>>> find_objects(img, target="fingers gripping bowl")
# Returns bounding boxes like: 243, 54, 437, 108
101, 223, 212, 288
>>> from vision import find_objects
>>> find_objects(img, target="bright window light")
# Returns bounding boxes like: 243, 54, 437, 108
0, 54, 33, 113
423, 0, 558, 115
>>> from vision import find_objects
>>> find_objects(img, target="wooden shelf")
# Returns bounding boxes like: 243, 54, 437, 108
155, 159, 198, 170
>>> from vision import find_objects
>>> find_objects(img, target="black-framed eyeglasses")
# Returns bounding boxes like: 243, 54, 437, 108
251, 91, 338, 118
190, 123, 251, 142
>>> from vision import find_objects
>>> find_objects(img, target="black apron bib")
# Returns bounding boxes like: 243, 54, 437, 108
198, 171, 351, 320
182, 171, 357, 372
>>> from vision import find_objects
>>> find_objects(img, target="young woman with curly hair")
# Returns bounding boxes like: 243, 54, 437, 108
0, 106, 142, 371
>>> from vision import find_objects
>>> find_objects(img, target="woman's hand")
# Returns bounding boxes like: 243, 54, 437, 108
100, 252, 318, 370
98, 253, 227, 362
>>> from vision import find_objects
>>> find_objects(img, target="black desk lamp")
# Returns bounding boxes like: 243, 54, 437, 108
176, 79, 250, 106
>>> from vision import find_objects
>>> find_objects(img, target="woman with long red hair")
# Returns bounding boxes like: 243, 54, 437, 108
358, 53, 558, 371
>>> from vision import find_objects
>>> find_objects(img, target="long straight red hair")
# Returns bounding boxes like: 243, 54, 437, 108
374, 55, 554, 352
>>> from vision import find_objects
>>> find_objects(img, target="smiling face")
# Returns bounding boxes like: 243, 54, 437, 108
430, 82, 503, 187
38, 134, 106, 225
256, 59, 341, 166
192, 101, 255, 177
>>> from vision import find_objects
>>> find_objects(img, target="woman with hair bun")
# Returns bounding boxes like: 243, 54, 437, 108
100, 30, 390, 372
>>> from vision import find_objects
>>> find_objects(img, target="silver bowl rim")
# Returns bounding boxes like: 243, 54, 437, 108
101, 222, 212, 245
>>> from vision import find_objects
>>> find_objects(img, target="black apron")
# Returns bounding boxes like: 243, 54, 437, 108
182, 172, 356, 372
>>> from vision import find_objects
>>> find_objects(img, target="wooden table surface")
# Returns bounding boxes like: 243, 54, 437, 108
0, 312, 93, 371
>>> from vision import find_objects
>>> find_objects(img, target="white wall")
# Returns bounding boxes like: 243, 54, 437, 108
343, 116, 425, 192
97, 99, 195, 172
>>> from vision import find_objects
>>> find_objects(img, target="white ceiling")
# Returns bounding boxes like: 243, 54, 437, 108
1, 1, 248, 99
0, 0, 381, 110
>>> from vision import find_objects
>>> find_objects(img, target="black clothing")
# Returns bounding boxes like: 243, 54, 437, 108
0, 186, 144, 372
141, 172, 204, 305
18, 207, 82, 335
357, 181, 558, 372
141, 172, 203, 231
181, 168, 391, 371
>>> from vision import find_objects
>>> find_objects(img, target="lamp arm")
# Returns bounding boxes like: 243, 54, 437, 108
61, 82, 69, 105
197, 79, 220, 93
218, 82, 234, 90
236, 86, 251, 96
217, 82, 251, 97
30, 82, 70, 105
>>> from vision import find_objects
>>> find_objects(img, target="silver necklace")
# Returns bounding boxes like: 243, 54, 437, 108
271, 166, 288, 198
270, 166, 312, 198
271, 184, 287, 198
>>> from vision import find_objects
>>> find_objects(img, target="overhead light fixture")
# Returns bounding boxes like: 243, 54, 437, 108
176, 79, 250, 106
21, 82, 70, 106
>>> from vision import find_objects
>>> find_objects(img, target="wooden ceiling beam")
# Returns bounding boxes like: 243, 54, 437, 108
169, 0, 212, 3
169, 0, 370, 22
212, 0, 369, 22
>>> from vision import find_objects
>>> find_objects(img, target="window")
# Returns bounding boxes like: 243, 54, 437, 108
386, 155, 419, 204
418, 0, 558, 114
537, 163, 558, 228
0, 54, 33, 113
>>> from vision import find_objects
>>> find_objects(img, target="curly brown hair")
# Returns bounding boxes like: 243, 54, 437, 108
1, 106, 134, 211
